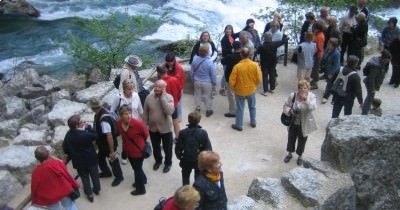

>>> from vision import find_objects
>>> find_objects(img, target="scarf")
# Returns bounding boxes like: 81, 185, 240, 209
205, 172, 221, 183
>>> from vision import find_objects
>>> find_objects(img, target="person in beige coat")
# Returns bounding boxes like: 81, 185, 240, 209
282, 80, 317, 166
143, 80, 175, 173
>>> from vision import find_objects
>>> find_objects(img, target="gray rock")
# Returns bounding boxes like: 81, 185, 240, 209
101, 88, 119, 109
0, 170, 23, 204
302, 158, 337, 178
0, 145, 38, 171
281, 167, 322, 207
352, 159, 400, 210
58, 74, 86, 93
50, 89, 71, 108
247, 177, 283, 208
47, 99, 87, 127
3, 68, 41, 96
228, 195, 267, 210
0, 119, 19, 138
1, 96, 27, 119
321, 186, 356, 210
52, 126, 69, 145
321, 115, 400, 172
88, 68, 107, 84
17, 86, 48, 99
27, 96, 48, 109
40, 75, 60, 91
0, 0, 40, 17
13, 128, 47, 146
20, 105, 46, 125
0, 137, 10, 148
74, 81, 114, 103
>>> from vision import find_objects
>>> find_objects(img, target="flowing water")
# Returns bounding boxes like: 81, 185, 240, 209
0, 0, 398, 79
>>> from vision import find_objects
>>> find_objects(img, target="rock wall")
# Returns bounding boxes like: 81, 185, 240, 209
230, 115, 400, 210
0, 0, 40, 17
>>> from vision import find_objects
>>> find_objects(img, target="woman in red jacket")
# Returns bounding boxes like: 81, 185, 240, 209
162, 185, 200, 210
117, 105, 149, 196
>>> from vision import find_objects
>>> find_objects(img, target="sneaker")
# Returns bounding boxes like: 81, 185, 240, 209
130, 190, 145, 196
163, 165, 171, 173
231, 124, 243, 131
219, 89, 226, 96
321, 98, 328, 104
283, 154, 292, 163
224, 113, 235, 118
205, 110, 214, 117
121, 158, 128, 165
111, 178, 123, 187
87, 195, 94, 203
297, 158, 303, 166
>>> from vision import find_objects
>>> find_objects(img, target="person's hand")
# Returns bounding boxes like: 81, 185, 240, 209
109, 151, 117, 161
299, 91, 308, 101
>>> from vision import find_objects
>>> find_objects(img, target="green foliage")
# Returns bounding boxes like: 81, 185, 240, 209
283, 0, 391, 9
66, 12, 163, 75
157, 39, 197, 58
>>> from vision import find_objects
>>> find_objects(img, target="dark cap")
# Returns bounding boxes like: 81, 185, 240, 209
232, 41, 242, 50
246, 18, 255, 25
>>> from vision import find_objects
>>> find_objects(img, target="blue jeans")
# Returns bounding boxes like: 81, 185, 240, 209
43, 197, 78, 210
234, 93, 256, 129
362, 90, 375, 115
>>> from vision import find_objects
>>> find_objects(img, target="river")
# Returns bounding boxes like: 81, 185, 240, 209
0, 0, 398, 79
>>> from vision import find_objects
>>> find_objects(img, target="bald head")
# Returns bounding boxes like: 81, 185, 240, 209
154, 79, 167, 96
35, 146, 49, 163
240, 47, 250, 59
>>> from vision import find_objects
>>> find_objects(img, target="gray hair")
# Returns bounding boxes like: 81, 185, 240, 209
347, 55, 360, 67
263, 32, 273, 42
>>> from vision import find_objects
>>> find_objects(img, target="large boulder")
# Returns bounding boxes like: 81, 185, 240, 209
50, 89, 71, 108
47, 99, 87, 127
321, 115, 400, 172
228, 195, 266, 210
321, 186, 356, 210
0, 0, 40, 17
281, 167, 322, 207
247, 177, 284, 208
17, 86, 48, 99
0, 145, 39, 182
20, 104, 47, 125
87, 68, 107, 85
74, 81, 114, 103
0, 170, 23, 204
0, 96, 27, 119
58, 74, 86, 93
52, 126, 69, 145
0, 119, 19, 138
2, 68, 41, 96
13, 126, 47, 146
26, 96, 48, 109
39, 75, 60, 91
102, 88, 119, 108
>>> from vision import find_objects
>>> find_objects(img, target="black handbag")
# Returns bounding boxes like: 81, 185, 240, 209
142, 141, 152, 159
68, 188, 80, 201
281, 93, 296, 126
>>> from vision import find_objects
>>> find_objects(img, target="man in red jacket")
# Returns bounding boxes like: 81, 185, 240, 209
31, 146, 79, 209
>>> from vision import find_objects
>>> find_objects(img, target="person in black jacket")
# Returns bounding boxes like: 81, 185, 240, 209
300, 12, 316, 43
389, 34, 400, 87
175, 111, 212, 185
193, 151, 227, 210
361, 50, 392, 115
189, 32, 218, 64
220, 25, 237, 96
87, 97, 124, 187
348, 12, 368, 69
257, 32, 286, 95
331, 55, 363, 118
221, 41, 242, 118
63, 114, 100, 202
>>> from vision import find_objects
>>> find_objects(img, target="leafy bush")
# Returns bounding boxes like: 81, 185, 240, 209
67, 12, 163, 75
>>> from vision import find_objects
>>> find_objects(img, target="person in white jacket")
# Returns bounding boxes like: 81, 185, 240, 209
282, 80, 317, 166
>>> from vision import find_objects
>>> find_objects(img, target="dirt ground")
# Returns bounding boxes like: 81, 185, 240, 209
15, 54, 400, 210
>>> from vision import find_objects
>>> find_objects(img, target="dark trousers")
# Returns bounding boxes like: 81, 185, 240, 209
390, 64, 400, 86
97, 149, 123, 179
340, 32, 352, 64
261, 66, 276, 92
362, 90, 375, 115
323, 77, 334, 99
311, 57, 321, 86
149, 131, 173, 166
77, 166, 101, 196
332, 95, 355, 118
287, 124, 308, 156
348, 47, 364, 68
180, 161, 200, 185
128, 157, 146, 193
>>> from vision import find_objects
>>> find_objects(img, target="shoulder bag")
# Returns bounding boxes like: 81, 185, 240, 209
280, 92, 296, 126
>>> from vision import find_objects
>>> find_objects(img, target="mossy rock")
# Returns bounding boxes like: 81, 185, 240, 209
157, 39, 197, 57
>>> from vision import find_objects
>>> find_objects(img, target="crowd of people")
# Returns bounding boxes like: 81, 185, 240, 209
27, 0, 400, 209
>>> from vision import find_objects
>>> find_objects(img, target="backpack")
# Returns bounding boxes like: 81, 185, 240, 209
153, 197, 172, 210
331, 69, 357, 97
113, 71, 131, 89
180, 129, 206, 162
